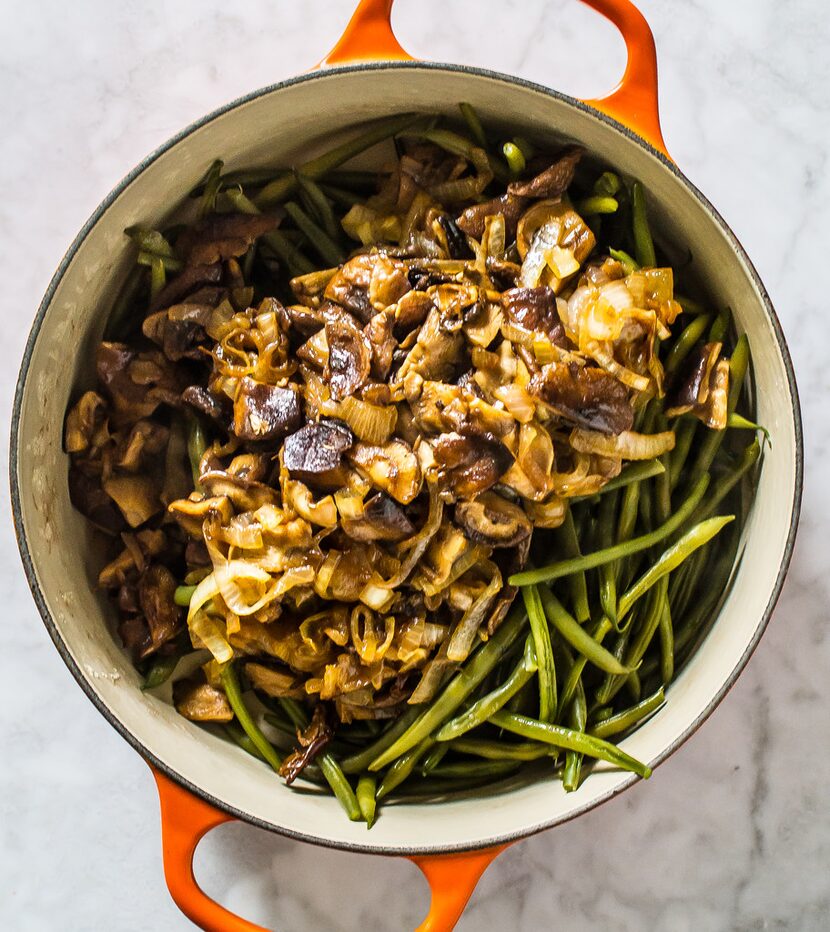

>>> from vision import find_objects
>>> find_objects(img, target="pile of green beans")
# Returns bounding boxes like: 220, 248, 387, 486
126, 104, 763, 827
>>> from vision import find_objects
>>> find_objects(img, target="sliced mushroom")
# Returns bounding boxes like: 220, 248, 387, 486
174, 673, 234, 722
168, 493, 233, 538
182, 385, 231, 428
502, 287, 566, 345
150, 263, 222, 312
176, 212, 277, 266
342, 492, 415, 542
666, 342, 729, 429
455, 492, 532, 547
456, 193, 528, 241
279, 704, 334, 785
97, 342, 184, 423
232, 377, 302, 442
529, 361, 634, 435
117, 420, 169, 472
507, 146, 583, 198
325, 318, 372, 401
348, 439, 422, 504
102, 474, 162, 528
245, 662, 306, 699
283, 420, 354, 485
68, 467, 125, 535
138, 564, 182, 654
325, 253, 410, 323
64, 391, 107, 454
430, 431, 514, 499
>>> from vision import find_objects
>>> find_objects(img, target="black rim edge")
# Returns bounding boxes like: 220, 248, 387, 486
9, 59, 804, 857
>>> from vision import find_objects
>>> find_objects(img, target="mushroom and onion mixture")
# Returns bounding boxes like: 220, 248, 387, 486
66, 108, 762, 822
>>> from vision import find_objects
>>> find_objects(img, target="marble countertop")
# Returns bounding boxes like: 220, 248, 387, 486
2, 1, 827, 928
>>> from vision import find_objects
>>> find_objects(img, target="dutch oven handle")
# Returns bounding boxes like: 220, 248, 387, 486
322, 0, 669, 157
151, 3, 666, 930
152, 765, 509, 931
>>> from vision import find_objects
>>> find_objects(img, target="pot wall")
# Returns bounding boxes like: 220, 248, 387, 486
13, 64, 800, 854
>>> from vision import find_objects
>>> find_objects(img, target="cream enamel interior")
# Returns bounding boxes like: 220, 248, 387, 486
13, 65, 799, 854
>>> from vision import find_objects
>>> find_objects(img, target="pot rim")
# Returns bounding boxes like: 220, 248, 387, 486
10, 59, 804, 856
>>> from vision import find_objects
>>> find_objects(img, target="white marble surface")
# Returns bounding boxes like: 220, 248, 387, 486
1, 1, 827, 929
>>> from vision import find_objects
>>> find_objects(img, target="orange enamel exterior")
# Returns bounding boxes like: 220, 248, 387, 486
154, 2, 668, 928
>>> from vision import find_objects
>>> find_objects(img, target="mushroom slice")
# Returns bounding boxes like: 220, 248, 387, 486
348, 439, 422, 505
455, 492, 532, 548
68, 467, 126, 535
282, 421, 354, 485
507, 146, 583, 199
232, 377, 302, 442
102, 474, 161, 528
168, 494, 233, 538
138, 564, 182, 653
342, 492, 415, 542
325, 254, 410, 323
529, 361, 634, 435
174, 673, 234, 723
431, 431, 514, 500
244, 662, 306, 699
324, 318, 372, 401
64, 391, 107, 454
502, 286, 566, 346
176, 212, 277, 266
456, 193, 528, 241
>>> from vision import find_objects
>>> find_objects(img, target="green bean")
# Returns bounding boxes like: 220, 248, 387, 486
340, 707, 422, 774
356, 775, 377, 828
198, 159, 223, 217
104, 265, 146, 340
429, 759, 522, 781
319, 183, 366, 209
436, 636, 537, 741
174, 584, 196, 607
562, 681, 587, 792
256, 112, 419, 206
675, 294, 707, 315
420, 743, 450, 776
263, 229, 316, 277
594, 171, 621, 197
708, 310, 730, 343
727, 413, 770, 443
448, 738, 554, 761
638, 479, 654, 531
658, 597, 675, 684
669, 417, 697, 490
590, 689, 666, 739
125, 226, 176, 258
609, 248, 639, 273
187, 417, 207, 490
327, 169, 388, 190
591, 459, 665, 496
411, 127, 508, 183
695, 439, 761, 522
558, 617, 613, 716
631, 181, 656, 268
511, 475, 710, 587
540, 587, 634, 676
512, 135, 536, 160
664, 314, 712, 375
220, 662, 283, 773
597, 492, 618, 625
459, 102, 487, 148
225, 721, 267, 762
145, 255, 165, 302
592, 707, 614, 725
377, 739, 434, 799
296, 173, 342, 241
369, 605, 528, 770
557, 509, 591, 622
283, 201, 345, 266
279, 699, 361, 820
617, 516, 733, 620
523, 586, 557, 722
502, 142, 526, 178
490, 711, 651, 778
142, 638, 189, 690
576, 196, 619, 215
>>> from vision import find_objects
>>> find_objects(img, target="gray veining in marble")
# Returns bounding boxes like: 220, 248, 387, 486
1, 1, 828, 929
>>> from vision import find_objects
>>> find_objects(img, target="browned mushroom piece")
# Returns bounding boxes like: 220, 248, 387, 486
283, 420, 354, 485
64, 391, 107, 454
666, 342, 730, 429
138, 564, 182, 654
507, 145, 583, 199
102, 474, 162, 528
244, 662, 307, 699
324, 318, 372, 401
456, 193, 528, 241
97, 529, 167, 588
325, 253, 411, 323
348, 439, 422, 504
68, 466, 125, 534
97, 342, 184, 423
117, 420, 169, 472
455, 492, 532, 548
529, 361, 634, 435
395, 306, 464, 384
232, 377, 302, 442
176, 212, 277, 266
430, 431, 514, 499
150, 263, 223, 312
174, 672, 234, 723
279, 704, 335, 785
341, 492, 415, 542
168, 494, 233, 538
182, 385, 231, 428
364, 311, 398, 381
502, 287, 567, 345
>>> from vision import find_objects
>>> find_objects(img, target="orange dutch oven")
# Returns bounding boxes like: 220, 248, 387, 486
11, 0, 802, 929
